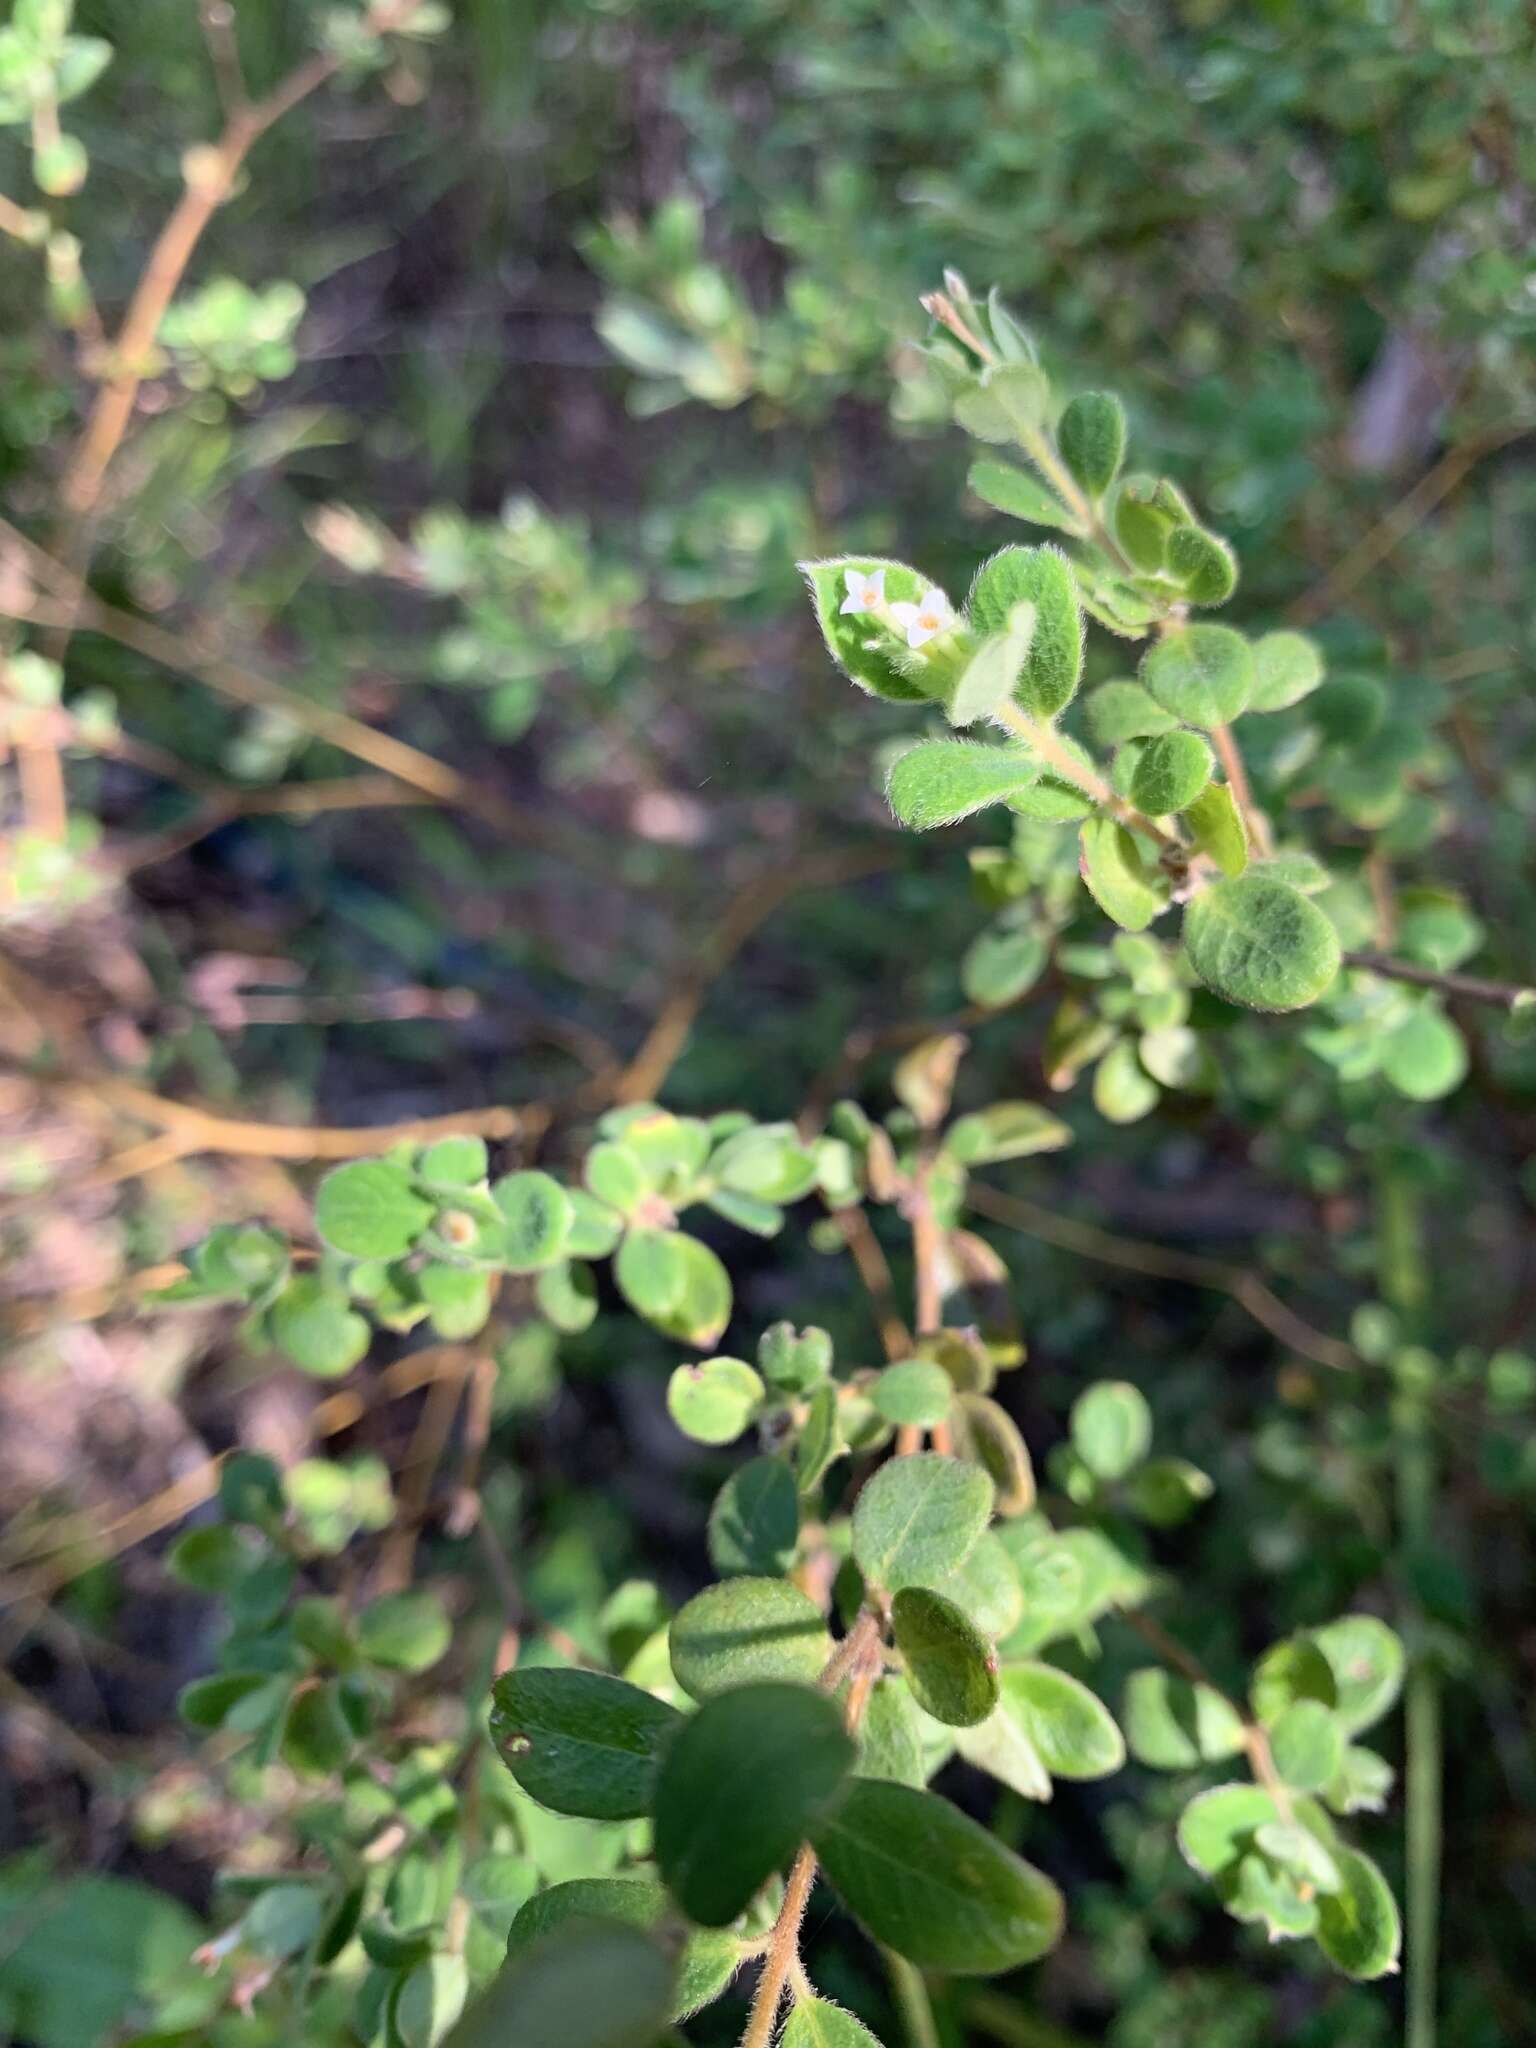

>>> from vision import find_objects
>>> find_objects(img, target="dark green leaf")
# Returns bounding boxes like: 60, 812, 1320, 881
655, 1682, 854, 1925
1057, 391, 1126, 499
489, 1667, 680, 1820
813, 1778, 1064, 1972
708, 1456, 800, 1578
1166, 526, 1238, 606
892, 1587, 999, 1726
508, 1879, 740, 2018
443, 1919, 675, 2048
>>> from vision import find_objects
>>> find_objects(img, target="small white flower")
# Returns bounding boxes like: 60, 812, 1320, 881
889, 585, 954, 649
840, 566, 887, 616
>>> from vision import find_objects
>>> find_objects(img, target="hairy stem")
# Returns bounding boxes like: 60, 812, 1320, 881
994, 700, 1181, 855
1210, 721, 1271, 857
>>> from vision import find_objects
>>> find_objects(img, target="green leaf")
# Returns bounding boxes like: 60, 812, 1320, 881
1269, 1699, 1345, 1791
282, 1680, 355, 1777
759, 1321, 834, 1394
657, 1232, 733, 1348
654, 1682, 854, 1925
1183, 875, 1341, 1012
194, 1223, 289, 1298
1248, 630, 1325, 712
961, 926, 1049, 1008
967, 458, 1081, 534
800, 557, 932, 704
1092, 1040, 1159, 1124
178, 1670, 271, 1729
966, 545, 1083, 719
1124, 1456, 1214, 1526
270, 1276, 370, 1378
1314, 1848, 1402, 1980
886, 740, 1038, 830
999, 1663, 1125, 1778
892, 1586, 999, 1727
489, 1667, 681, 1819
667, 1356, 764, 1445
1084, 679, 1179, 747
357, 1591, 452, 1673
858, 1676, 927, 1788
1256, 1820, 1343, 1894
166, 1522, 256, 1592
1251, 1635, 1338, 1725
1129, 730, 1213, 816
1079, 818, 1168, 934
418, 1135, 488, 1188
1176, 1783, 1279, 1877
492, 1171, 574, 1271
871, 1359, 954, 1430
507, 1880, 740, 2019
1070, 1380, 1152, 1480
1140, 626, 1254, 729
314, 1159, 432, 1259
1380, 1004, 1468, 1101
782, 1997, 885, 2047
669, 1576, 831, 1699
1326, 1743, 1396, 1815
1166, 526, 1238, 606
947, 621, 1037, 727
955, 1697, 1051, 1801
945, 1100, 1071, 1165
952, 1395, 1036, 1517
954, 361, 1051, 444
1056, 391, 1126, 498
418, 1263, 493, 1339
394, 1954, 469, 2047
1183, 780, 1249, 877
796, 1380, 845, 1496
564, 1189, 624, 1258
535, 1259, 599, 1334
443, 1919, 675, 2048
1122, 1668, 1245, 1769
851, 1452, 994, 1594
1312, 1616, 1406, 1735
584, 1141, 646, 1213
614, 1227, 685, 1318
708, 1456, 800, 1577
710, 1122, 820, 1204
935, 1529, 1025, 1638
813, 1777, 1064, 1972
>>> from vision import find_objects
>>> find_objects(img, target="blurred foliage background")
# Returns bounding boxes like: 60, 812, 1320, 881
0, 0, 1533, 2043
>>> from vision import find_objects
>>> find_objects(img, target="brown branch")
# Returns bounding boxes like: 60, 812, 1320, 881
1210, 722, 1271, 858
1120, 1609, 1292, 1819
1344, 951, 1534, 1012
966, 1180, 1359, 1375
113, 775, 442, 873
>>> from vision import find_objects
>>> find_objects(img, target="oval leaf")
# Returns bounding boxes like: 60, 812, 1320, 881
887, 740, 1039, 831
1141, 625, 1254, 729
892, 1587, 999, 1728
813, 1778, 1064, 1973
654, 1682, 854, 1926
1183, 875, 1341, 1012
489, 1667, 681, 1820
851, 1453, 994, 1594
669, 1576, 831, 1699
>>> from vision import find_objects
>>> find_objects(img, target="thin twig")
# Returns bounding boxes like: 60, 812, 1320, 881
1344, 951, 1534, 1012
966, 1180, 1358, 1375
1210, 722, 1271, 857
